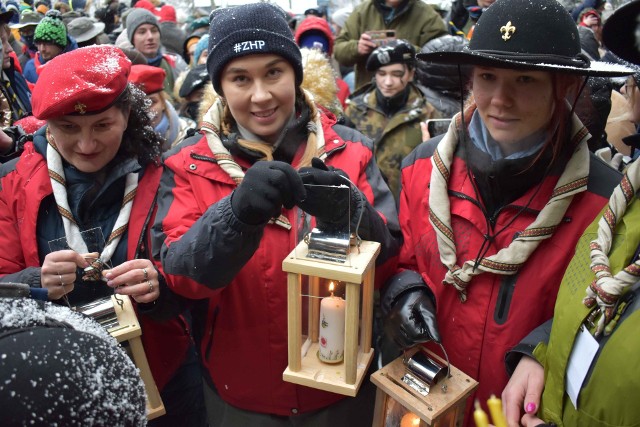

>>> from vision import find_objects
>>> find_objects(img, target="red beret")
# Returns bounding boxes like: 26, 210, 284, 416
158, 5, 176, 23
13, 116, 47, 133
128, 65, 166, 95
32, 45, 131, 120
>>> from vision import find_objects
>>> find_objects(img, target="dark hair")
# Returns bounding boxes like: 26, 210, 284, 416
535, 72, 584, 167
464, 69, 583, 169
113, 83, 162, 166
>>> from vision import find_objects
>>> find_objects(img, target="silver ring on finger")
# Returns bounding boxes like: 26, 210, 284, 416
142, 267, 148, 281
147, 280, 154, 294
59, 274, 64, 286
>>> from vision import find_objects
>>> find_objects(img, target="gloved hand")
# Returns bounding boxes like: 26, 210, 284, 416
298, 157, 354, 225
231, 161, 306, 225
384, 288, 441, 349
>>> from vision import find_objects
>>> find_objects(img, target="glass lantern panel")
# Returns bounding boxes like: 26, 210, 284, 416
300, 277, 348, 360
48, 227, 122, 309
48, 226, 108, 257
383, 397, 428, 427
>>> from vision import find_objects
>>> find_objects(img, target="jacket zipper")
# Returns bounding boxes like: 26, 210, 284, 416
190, 152, 218, 163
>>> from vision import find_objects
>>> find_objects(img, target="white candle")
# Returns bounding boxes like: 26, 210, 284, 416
318, 282, 345, 363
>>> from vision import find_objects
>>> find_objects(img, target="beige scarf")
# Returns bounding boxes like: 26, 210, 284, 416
199, 90, 326, 229
584, 158, 640, 336
46, 129, 138, 280
429, 112, 590, 302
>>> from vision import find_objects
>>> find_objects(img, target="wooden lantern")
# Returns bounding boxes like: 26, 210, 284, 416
106, 295, 166, 420
371, 348, 478, 427
282, 239, 380, 396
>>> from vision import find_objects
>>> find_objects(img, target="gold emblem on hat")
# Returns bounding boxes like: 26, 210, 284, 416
74, 102, 87, 114
500, 21, 516, 41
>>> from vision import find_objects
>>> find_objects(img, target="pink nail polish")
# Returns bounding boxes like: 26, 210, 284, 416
526, 402, 536, 413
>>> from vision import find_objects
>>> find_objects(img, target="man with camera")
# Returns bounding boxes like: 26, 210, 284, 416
334, 0, 446, 91
344, 40, 439, 202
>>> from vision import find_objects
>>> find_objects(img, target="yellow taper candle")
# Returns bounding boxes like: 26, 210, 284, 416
487, 394, 507, 427
474, 400, 489, 427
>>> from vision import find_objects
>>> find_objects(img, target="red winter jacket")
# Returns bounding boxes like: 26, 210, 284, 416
153, 110, 400, 416
0, 142, 191, 391
395, 131, 621, 425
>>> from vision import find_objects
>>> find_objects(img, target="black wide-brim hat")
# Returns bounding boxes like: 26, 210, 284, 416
417, 0, 632, 77
602, 0, 640, 66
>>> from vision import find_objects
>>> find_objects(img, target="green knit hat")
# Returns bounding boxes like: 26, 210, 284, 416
34, 9, 67, 49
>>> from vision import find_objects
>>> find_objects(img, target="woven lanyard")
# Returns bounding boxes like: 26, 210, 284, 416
46, 129, 139, 280
429, 111, 590, 302
584, 158, 640, 336
200, 91, 327, 229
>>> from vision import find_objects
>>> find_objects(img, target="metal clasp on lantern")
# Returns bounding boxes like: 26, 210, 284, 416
401, 351, 447, 396
301, 180, 364, 264
76, 296, 119, 329
304, 228, 351, 263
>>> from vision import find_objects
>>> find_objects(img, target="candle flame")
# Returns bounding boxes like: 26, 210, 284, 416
329, 281, 335, 293
400, 412, 421, 427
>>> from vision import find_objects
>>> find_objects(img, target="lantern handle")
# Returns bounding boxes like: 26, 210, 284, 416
337, 174, 365, 250
437, 342, 452, 393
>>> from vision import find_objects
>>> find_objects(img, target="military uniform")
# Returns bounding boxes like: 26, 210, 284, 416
345, 81, 438, 200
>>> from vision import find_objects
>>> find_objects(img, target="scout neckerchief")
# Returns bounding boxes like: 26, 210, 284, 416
46, 128, 139, 280
199, 90, 327, 230
429, 109, 590, 302
584, 158, 640, 336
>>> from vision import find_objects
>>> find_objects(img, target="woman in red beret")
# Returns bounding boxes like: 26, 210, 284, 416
128, 64, 194, 151
0, 45, 205, 426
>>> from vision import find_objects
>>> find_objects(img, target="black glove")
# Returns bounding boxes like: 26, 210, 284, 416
384, 288, 441, 350
298, 158, 354, 225
0, 125, 28, 158
231, 161, 306, 225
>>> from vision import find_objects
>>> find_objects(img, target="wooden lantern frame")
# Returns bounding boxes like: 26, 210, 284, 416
370, 348, 478, 427
282, 239, 380, 396
108, 295, 166, 420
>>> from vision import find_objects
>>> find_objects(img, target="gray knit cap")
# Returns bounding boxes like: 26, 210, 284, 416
206, 3, 303, 95
126, 8, 159, 44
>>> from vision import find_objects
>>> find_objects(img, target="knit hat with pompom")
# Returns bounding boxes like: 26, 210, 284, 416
34, 9, 67, 49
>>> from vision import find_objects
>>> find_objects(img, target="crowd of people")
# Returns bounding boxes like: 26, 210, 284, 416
0, 0, 639, 426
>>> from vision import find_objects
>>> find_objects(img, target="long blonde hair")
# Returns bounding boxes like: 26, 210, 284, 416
220, 89, 320, 168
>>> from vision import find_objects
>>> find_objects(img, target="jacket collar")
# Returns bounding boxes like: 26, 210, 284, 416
222, 101, 312, 165
374, 0, 412, 24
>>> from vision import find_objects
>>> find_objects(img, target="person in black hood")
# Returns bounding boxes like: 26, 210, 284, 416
0, 296, 147, 426
415, 34, 471, 118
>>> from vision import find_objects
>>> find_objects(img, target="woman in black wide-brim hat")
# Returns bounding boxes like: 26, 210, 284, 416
501, 1, 640, 426
379, 0, 632, 424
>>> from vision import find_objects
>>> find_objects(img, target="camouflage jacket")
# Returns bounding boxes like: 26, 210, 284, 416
345, 82, 437, 201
